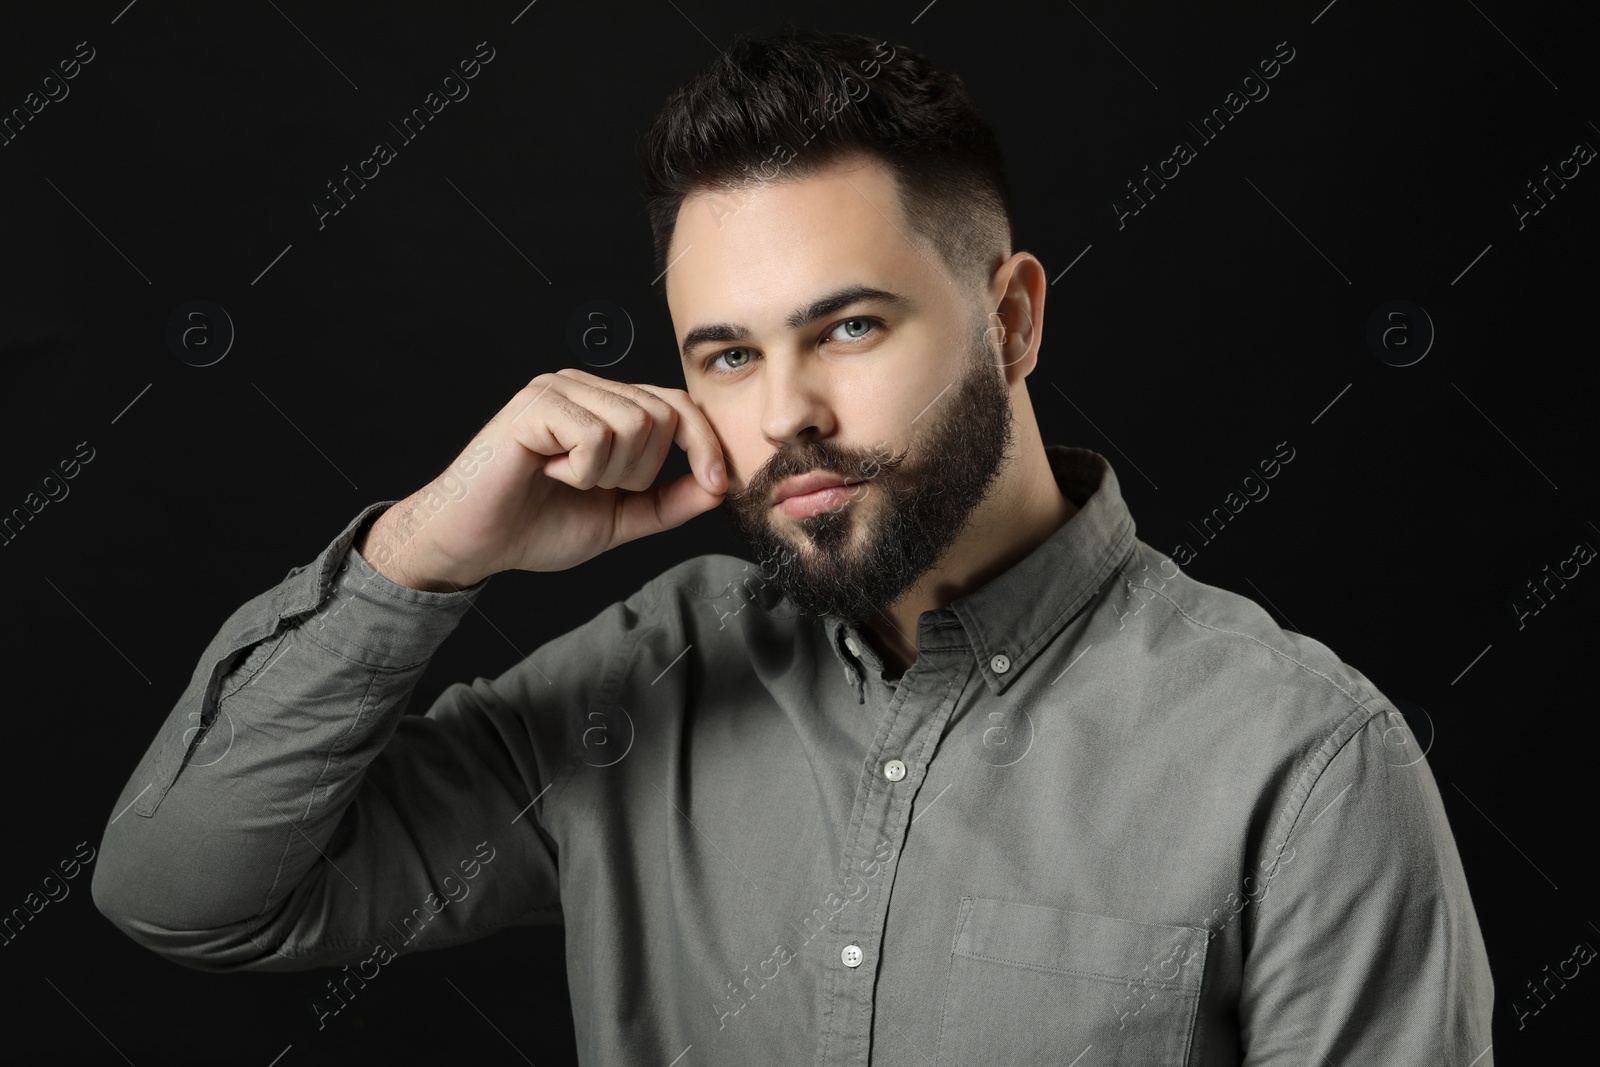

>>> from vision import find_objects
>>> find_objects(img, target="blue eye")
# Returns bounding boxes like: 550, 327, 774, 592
702, 316, 884, 376
708, 348, 753, 373
832, 317, 877, 341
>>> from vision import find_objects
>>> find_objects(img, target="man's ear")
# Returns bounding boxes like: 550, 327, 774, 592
986, 252, 1045, 380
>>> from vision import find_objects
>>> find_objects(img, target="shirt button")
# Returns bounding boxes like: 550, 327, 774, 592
990, 653, 1011, 674
884, 759, 906, 781
841, 944, 863, 968
844, 635, 861, 657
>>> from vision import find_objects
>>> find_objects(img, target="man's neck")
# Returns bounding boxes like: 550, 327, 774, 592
861, 442, 1076, 678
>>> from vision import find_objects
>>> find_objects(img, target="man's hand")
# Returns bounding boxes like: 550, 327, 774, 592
359, 368, 727, 590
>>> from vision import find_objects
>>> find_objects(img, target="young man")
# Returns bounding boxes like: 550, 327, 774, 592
94, 28, 1492, 1065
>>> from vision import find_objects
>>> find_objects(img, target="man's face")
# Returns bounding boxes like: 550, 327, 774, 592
666, 154, 1015, 621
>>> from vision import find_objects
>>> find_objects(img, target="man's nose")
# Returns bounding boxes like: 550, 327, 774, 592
759, 351, 836, 445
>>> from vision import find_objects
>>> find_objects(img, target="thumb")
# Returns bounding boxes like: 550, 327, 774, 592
612, 472, 725, 546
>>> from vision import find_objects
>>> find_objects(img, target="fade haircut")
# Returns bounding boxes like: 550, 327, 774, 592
639, 27, 1015, 299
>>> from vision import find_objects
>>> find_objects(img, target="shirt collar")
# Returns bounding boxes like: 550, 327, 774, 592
823, 446, 1137, 696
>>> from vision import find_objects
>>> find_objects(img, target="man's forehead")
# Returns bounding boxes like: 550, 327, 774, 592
669, 158, 902, 269
664, 167, 933, 338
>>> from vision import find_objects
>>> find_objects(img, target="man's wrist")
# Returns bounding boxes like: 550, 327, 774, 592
357, 507, 478, 593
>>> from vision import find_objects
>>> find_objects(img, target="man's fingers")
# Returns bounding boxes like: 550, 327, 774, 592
548, 370, 726, 497
613, 471, 725, 545
545, 375, 664, 489
633, 383, 727, 496
501, 370, 726, 526
536, 392, 617, 489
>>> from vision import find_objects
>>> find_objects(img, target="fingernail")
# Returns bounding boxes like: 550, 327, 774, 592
710, 461, 725, 485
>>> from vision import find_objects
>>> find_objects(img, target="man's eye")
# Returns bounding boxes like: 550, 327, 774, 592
831, 317, 878, 342
708, 348, 754, 373
705, 318, 881, 375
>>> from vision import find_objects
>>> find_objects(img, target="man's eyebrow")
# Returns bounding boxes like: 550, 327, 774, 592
680, 284, 914, 362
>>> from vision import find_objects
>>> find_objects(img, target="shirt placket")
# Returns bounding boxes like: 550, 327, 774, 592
814, 622, 973, 1067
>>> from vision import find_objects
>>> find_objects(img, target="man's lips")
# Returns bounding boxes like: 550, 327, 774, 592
771, 471, 861, 504
771, 471, 866, 519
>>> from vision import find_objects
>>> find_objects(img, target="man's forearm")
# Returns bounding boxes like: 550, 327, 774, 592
91, 510, 486, 967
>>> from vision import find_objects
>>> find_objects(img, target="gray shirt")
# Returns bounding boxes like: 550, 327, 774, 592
92, 445, 1494, 1065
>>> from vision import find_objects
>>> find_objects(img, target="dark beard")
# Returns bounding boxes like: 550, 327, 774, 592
722, 325, 1015, 622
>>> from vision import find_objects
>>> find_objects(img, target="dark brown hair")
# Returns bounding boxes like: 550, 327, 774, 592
639, 27, 1014, 297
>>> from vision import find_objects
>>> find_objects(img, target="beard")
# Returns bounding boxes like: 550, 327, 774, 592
721, 319, 1016, 622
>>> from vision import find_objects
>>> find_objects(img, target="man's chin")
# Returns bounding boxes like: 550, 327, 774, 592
781, 554, 911, 622
772, 515, 868, 564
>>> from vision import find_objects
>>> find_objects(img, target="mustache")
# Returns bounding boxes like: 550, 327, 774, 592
734, 438, 914, 504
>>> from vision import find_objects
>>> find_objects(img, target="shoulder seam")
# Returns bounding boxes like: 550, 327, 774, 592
1137, 581, 1395, 856
1141, 583, 1375, 709
1275, 707, 1389, 850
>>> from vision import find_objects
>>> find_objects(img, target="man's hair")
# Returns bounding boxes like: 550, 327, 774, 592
639, 27, 1015, 298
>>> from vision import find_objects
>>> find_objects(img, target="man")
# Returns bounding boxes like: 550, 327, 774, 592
93, 28, 1493, 1065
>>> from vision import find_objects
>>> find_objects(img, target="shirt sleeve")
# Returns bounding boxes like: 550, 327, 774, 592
89, 500, 640, 973
1237, 707, 1495, 1064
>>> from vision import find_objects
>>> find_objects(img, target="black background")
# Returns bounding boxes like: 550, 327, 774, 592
2, 0, 1595, 1063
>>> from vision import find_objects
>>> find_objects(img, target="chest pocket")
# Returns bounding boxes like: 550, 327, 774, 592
936, 895, 1208, 1067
